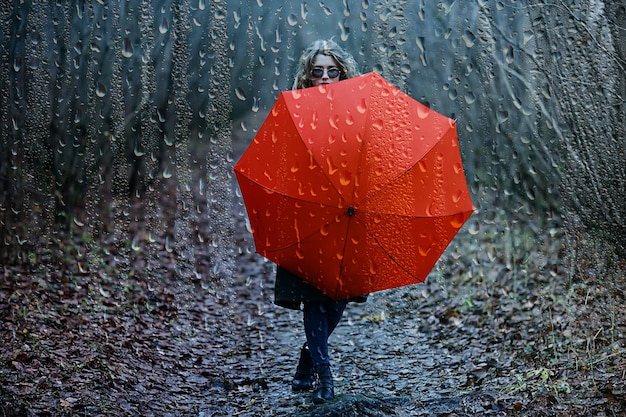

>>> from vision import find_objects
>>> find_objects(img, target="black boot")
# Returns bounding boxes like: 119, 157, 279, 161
312, 364, 334, 404
292, 344, 315, 391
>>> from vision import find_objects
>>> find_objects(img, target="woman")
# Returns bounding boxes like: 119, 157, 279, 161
274, 39, 364, 404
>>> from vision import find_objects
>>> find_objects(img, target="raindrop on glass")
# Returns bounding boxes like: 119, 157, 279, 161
235, 87, 247, 101
159, 17, 169, 34
122, 37, 133, 58
95, 82, 107, 98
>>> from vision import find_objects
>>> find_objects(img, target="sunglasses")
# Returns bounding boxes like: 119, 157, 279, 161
311, 67, 341, 79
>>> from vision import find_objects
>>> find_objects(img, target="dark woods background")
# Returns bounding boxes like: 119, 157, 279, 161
0, 1, 624, 278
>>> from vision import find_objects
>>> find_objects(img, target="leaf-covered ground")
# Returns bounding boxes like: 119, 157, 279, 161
1, 211, 625, 416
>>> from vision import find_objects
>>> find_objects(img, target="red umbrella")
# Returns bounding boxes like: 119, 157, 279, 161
234, 72, 475, 300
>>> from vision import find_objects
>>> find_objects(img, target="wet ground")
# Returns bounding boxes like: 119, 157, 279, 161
204, 249, 517, 416
197, 208, 625, 416
1, 206, 624, 416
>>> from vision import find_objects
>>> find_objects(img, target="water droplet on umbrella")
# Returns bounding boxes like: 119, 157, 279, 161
449, 214, 465, 228
426, 202, 436, 216
326, 158, 338, 175
357, 99, 367, 113
329, 114, 339, 129
417, 104, 432, 119
339, 172, 351, 186
452, 189, 464, 203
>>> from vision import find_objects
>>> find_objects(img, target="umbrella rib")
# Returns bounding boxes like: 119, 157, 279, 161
357, 127, 456, 208
239, 176, 343, 208
352, 216, 423, 281
261, 215, 347, 256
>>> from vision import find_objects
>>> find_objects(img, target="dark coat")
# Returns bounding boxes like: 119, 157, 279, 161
274, 266, 368, 310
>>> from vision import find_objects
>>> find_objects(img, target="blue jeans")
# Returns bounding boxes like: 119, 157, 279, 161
303, 300, 348, 366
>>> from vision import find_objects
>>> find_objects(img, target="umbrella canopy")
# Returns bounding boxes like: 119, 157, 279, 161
234, 71, 475, 300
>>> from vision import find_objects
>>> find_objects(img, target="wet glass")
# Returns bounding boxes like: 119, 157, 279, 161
0, 2, 623, 413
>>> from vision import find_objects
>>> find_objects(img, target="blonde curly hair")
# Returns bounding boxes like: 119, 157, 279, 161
292, 39, 360, 90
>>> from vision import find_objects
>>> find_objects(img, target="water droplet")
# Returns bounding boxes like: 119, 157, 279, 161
452, 189, 464, 203
417, 105, 430, 119
339, 172, 351, 186
504, 46, 514, 64
235, 87, 246, 101
357, 99, 367, 113
523, 30, 534, 45
468, 220, 480, 235
462, 30, 476, 48
339, 21, 350, 41
450, 213, 465, 230
134, 144, 145, 157
95, 82, 107, 98
13, 56, 22, 72
159, 17, 169, 34
131, 237, 141, 251
122, 37, 134, 58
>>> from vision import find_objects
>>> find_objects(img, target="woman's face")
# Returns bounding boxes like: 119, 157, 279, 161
310, 54, 341, 86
